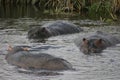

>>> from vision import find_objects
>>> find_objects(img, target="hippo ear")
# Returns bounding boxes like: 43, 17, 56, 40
82, 38, 89, 44
22, 47, 29, 51
83, 38, 87, 42
41, 27, 46, 32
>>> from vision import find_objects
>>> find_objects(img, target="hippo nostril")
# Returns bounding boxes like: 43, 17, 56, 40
88, 47, 97, 53
91, 49, 96, 53
90, 48, 102, 53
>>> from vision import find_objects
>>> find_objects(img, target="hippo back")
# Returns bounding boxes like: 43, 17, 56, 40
44, 21, 82, 36
93, 31, 120, 46
6, 46, 73, 70
28, 21, 83, 39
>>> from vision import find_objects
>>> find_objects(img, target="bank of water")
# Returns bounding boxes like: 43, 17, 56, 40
0, 18, 120, 80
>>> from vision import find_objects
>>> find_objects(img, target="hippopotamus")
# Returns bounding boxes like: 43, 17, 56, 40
75, 31, 120, 55
5, 45, 73, 71
28, 21, 83, 39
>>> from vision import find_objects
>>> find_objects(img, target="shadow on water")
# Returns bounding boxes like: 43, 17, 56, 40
17, 68, 63, 76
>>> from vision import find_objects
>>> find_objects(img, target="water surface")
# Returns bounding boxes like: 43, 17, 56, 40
0, 18, 120, 80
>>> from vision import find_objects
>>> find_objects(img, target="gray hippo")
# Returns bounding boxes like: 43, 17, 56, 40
28, 21, 83, 39
5, 45, 73, 71
75, 31, 120, 55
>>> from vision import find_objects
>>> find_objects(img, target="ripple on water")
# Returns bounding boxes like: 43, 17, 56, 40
0, 19, 120, 80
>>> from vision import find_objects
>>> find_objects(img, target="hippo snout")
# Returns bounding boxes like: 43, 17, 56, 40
28, 27, 51, 39
79, 38, 106, 54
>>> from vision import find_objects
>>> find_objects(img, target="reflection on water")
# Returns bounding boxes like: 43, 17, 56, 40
0, 5, 37, 18
0, 4, 61, 19
0, 19, 120, 80
0, 4, 94, 19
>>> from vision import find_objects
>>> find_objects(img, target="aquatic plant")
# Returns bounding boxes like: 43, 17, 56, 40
0, 0, 120, 20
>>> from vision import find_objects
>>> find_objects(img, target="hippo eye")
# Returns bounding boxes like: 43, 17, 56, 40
41, 27, 46, 32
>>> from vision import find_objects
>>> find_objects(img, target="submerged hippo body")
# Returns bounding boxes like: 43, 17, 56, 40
28, 21, 83, 39
5, 46, 73, 71
75, 31, 120, 54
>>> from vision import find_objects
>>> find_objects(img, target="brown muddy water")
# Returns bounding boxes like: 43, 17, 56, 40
0, 18, 120, 80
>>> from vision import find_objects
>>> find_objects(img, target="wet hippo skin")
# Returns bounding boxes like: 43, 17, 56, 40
75, 31, 120, 55
28, 21, 83, 39
5, 46, 73, 71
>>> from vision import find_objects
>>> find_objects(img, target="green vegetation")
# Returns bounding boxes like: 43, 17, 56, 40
0, 0, 120, 21
88, 0, 117, 21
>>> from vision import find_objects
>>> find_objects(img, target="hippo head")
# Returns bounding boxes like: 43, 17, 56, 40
6, 45, 29, 60
7, 45, 29, 54
28, 27, 51, 39
80, 38, 106, 54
